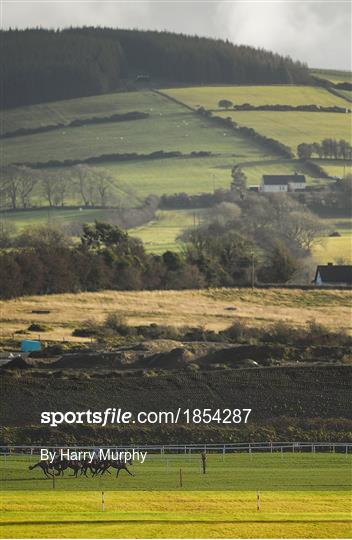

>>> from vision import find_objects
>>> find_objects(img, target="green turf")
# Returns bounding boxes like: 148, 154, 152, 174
164, 85, 350, 109
1, 453, 351, 492
1, 490, 350, 538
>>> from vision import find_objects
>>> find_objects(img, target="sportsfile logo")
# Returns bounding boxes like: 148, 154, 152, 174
41, 408, 252, 427
40, 448, 147, 464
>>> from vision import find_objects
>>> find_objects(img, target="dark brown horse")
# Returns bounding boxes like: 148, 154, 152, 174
29, 460, 53, 478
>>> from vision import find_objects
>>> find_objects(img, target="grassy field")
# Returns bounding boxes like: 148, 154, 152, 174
2, 208, 132, 233
216, 111, 351, 154
164, 85, 351, 109
310, 217, 351, 264
3, 155, 320, 215
95, 155, 236, 198
130, 209, 202, 253
92, 153, 286, 198
314, 160, 352, 178
1, 91, 162, 133
2, 91, 271, 166
1, 454, 351, 537
1, 287, 351, 344
334, 89, 352, 102
312, 236, 352, 264
311, 69, 352, 85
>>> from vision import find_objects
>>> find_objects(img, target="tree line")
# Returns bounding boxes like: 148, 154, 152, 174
297, 139, 352, 160
0, 165, 130, 209
1, 112, 149, 139
217, 99, 350, 113
1, 28, 312, 109
0, 193, 327, 299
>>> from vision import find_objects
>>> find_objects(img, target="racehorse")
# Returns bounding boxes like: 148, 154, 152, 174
29, 456, 134, 479
28, 460, 53, 478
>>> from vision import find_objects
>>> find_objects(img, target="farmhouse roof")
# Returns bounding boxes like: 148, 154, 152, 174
262, 174, 306, 185
314, 264, 352, 285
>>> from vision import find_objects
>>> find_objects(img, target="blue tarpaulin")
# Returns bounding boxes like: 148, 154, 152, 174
20, 340, 41, 352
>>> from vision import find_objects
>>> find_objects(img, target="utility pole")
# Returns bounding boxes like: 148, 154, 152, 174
251, 252, 255, 290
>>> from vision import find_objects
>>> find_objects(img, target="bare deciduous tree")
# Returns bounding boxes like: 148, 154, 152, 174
55, 169, 71, 206
41, 170, 57, 207
73, 165, 95, 206
17, 166, 38, 208
1, 165, 21, 209
95, 169, 116, 206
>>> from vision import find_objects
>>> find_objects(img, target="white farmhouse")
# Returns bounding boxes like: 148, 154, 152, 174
261, 174, 306, 193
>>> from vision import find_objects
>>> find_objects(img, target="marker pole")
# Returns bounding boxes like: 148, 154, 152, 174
179, 468, 183, 488
102, 491, 105, 512
256, 491, 260, 511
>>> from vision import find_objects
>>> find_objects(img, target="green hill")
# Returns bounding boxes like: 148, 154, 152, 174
2, 82, 351, 263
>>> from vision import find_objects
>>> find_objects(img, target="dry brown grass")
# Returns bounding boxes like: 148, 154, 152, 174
0, 287, 351, 344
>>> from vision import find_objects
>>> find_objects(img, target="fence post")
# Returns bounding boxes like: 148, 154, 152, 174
179, 468, 183, 488
201, 451, 206, 474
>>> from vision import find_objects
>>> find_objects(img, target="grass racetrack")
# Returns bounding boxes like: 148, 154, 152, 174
1, 454, 351, 538
1, 491, 351, 538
